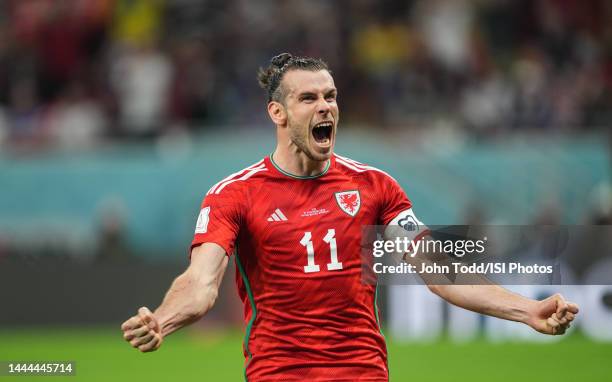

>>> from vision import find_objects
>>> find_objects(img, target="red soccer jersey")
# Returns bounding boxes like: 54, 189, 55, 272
191, 154, 417, 381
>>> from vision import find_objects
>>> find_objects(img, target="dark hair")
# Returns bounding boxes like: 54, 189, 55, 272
257, 53, 329, 103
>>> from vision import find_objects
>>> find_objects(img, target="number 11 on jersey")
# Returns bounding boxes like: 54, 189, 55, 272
300, 229, 343, 273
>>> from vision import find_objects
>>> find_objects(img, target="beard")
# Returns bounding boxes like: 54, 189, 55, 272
286, 112, 336, 162
288, 123, 318, 161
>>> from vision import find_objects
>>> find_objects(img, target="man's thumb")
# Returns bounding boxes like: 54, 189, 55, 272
555, 297, 568, 319
138, 307, 160, 332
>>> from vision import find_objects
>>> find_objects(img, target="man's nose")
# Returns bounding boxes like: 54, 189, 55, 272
317, 98, 331, 114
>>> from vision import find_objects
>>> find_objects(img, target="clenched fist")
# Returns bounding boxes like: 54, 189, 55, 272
527, 294, 579, 335
121, 307, 163, 352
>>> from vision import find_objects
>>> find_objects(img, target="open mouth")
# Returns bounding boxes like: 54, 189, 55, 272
312, 121, 333, 145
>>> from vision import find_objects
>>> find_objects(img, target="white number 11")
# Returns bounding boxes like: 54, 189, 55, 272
300, 229, 343, 273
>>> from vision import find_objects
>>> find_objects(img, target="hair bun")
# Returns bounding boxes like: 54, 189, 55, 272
271, 53, 292, 69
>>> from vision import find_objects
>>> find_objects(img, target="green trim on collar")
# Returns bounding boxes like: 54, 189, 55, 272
269, 152, 331, 179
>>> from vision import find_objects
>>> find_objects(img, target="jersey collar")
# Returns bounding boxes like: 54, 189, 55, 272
268, 152, 332, 179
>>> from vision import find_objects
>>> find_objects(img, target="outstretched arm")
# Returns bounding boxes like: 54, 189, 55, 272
427, 284, 578, 335
121, 243, 229, 352
400, 235, 579, 335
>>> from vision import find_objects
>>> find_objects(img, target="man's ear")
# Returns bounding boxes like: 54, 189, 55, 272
268, 101, 287, 126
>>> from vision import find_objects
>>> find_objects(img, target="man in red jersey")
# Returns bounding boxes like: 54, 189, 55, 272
121, 53, 579, 381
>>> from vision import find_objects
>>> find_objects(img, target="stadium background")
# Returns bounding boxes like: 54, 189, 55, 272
0, 0, 610, 381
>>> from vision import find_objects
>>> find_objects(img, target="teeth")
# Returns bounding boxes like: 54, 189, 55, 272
315, 122, 332, 128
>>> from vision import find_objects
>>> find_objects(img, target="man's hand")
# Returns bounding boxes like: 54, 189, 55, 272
527, 294, 579, 335
119, 243, 228, 352
121, 307, 163, 352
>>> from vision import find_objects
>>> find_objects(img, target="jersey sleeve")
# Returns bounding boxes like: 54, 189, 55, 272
378, 174, 429, 241
378, 174, 412, 225
190, 184, 245, 257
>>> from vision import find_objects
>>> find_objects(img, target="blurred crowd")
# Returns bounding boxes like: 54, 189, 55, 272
0, 0, 610, 150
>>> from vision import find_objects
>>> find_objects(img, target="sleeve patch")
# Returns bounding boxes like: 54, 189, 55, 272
195, 206, 211, 234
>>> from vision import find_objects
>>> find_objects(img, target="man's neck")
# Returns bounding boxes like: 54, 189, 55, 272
271, 144, 330, 178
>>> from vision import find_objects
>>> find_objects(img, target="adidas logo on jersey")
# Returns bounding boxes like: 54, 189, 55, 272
267, 208, 288, 222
